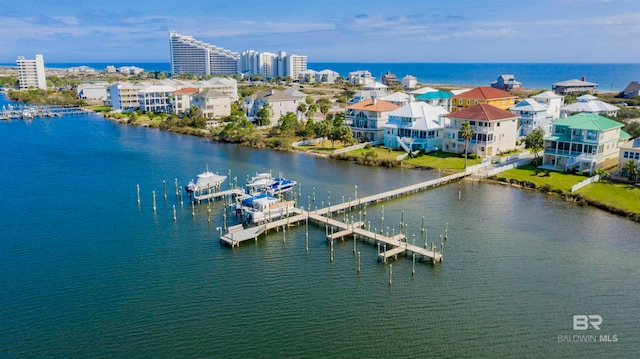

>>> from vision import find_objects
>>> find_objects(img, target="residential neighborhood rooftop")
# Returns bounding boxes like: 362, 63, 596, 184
452, 86, 516, 100
444, 103, 518, 121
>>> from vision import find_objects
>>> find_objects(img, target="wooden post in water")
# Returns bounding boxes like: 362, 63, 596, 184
179, 186, 184, 206
173, 205, 176, 221
327, 191, 331, 219
192, 200, 195, 217
312, 187, 316, 207
401, 211, 404, 235
223, 211, 227, 232
137, 184, 140, 205
358, 251, 361, 273
207, 206, 211, 223
163, 180, 167, 199
381, 205, 384, 234
152, 191, 156, 212
389, 264, 393, 286
175, 178, 179, 198
283, 226, 286, 243
383, 244, 387, 263
431, 241, 436, 265
353, 236, 356, 254
412, 254, 415, 275
305, 213, 309, 252
330, 239, 334, 262
445, 222, 448, 241
458, 182, 461, 200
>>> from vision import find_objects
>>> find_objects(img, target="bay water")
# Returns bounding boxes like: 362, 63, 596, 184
1, 93, 639, 357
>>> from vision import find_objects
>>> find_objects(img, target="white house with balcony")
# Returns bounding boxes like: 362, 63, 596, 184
510, 98, 552, 136
191, 89, 231, 119
383, 101, 448, 152
108, 82, 150, 111
138, 84, 177, 113
443, 104, 519, 158
541, 113, 630, 174
560, 94, 619, 118
346, 98, 399, 142
243, 89, 300, 125
402, 75, 418, 90
531, 91, 564, 120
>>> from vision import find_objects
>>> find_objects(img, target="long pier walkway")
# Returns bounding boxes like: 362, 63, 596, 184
0, 104, 91, 120
220, 172, 464, 263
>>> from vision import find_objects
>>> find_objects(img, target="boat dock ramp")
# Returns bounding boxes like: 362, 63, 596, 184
220, 172, 464, 264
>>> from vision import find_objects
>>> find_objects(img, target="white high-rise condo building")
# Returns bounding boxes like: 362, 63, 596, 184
287, 54, 307, 81
169, 32, 239, 75
17, 54, 47, 90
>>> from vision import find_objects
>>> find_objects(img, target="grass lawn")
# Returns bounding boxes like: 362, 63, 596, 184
345, 146, 406, 159
495, 165, 588, 192
404, 150, 482, 171
576, 182, 640, 214
295, 140, 350, 154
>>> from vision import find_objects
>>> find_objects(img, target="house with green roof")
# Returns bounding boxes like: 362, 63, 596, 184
541, 113, 630, 174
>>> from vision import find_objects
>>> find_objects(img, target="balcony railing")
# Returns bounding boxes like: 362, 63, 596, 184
544, 148, 596, 158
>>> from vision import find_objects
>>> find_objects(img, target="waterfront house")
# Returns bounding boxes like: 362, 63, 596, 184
531, 91, 564, 120
443, 104, 519, 157
414, 90, 453, 112
618, 138, 640, 176
108, 82, 149, 111
171, 87, 199, 114
451, 87, 517, 112
191, 89, 231, 119
243, 89, 300, 125
552, 78, 598, 95
622, 81, 640, 98
560, 94, 618, 117
510, 98, 551, 136
490, 74, 522, 91
346, 98, 399, 142
379, 92, 410, 107
348, 70, 375, 86
77, 83, 109, 101
541, 113, 630, 173
138, 84, 177, 113
402, 75, 418, 90
383, 101, 448, 152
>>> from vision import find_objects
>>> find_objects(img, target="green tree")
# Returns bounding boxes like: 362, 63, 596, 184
278, 112, 298, 135
256, 104, 271, 127
314, 120, 330, 146
524, 127, 545, 160
459, 121, 475, 169
297, 102, 307, 118
188, 105, 201, 118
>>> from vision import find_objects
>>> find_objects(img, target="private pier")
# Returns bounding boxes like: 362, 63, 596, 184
220, 172, 465, 263
0, 104, 91, 120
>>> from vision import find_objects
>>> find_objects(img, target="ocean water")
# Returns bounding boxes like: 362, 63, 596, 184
1, 93, 640, 357
2, 62, 638, 91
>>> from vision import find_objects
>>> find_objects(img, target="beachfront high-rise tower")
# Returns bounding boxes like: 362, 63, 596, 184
16, 54, 47, 90
169, 32, 240, 76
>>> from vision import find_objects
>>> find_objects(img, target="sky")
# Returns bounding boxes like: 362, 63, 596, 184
1, 0, 639, 64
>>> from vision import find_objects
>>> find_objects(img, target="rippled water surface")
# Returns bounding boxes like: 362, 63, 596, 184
1, 94, 639, 358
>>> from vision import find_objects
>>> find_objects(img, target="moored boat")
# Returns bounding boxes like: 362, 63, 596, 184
186, 168, 227, 193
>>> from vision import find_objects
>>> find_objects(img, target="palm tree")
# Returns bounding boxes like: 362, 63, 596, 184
459, 121, 475, 169
624, 159, 639, 180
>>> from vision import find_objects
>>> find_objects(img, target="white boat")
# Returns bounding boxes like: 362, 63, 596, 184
245, 172, 273, 193
186, 169, 227, 193
265, 177, 297, 195
233, 193, 296, 224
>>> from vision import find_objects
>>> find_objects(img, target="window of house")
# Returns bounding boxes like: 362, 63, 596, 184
586, 130, 598, 141
624, 151, 629, 158
497, 122, 501, 127
635, 152, 640, 160
470, 121, 475, 126
467, 100, 470, 105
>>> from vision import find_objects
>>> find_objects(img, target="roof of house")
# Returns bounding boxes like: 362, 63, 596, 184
380, 92, 410, 103
408, 86, 438, 95
622, 81, 640, 93
283, 87, 306, 98
346, 98, 399, 112
172, 87, 199, 95
251, 89, 297, 102
385, 102, 447, 131
364, 82, 388, 90
444, 104, 518, 121
138, 85, 177, 93
532, 90, 563, 100
491, 74, 521, 85
552, 112, 624, 131
619, 137, 640, 150
415, 90, 453, 100
194, 89, 228, 99
511, 98, 548, 112
403, 75, 417, 81
553, 79, 598, 87
560, 99, 619, 113
452, 86, 516, 100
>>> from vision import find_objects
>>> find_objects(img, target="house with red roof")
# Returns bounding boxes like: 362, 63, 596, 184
346, 98, 399, 142
443, 104, 519, 158
451, 86, 517, 112
171, 87, 199, 115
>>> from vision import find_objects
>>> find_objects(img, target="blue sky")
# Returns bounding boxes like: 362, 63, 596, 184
1, 0, 639, 64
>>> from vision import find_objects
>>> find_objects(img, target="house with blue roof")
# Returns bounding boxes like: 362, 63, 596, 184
540, 113, 630, 173
510, 98, 551, 136
414, 90, 453, 112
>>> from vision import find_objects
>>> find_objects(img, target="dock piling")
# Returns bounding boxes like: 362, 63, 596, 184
389, 264, 393, 286
173, 205, 176, 221
358, 251, 361, 273
152, 191, 156, 212
163, 180, 167, 199
137, 184, 140, 205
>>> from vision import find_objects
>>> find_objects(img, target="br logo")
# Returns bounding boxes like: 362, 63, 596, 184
573, 315, 602, 330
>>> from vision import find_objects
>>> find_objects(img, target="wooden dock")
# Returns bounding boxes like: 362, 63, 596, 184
0, 104, 91, 120
219, 172, 463, 262
193, 188, 244, 203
